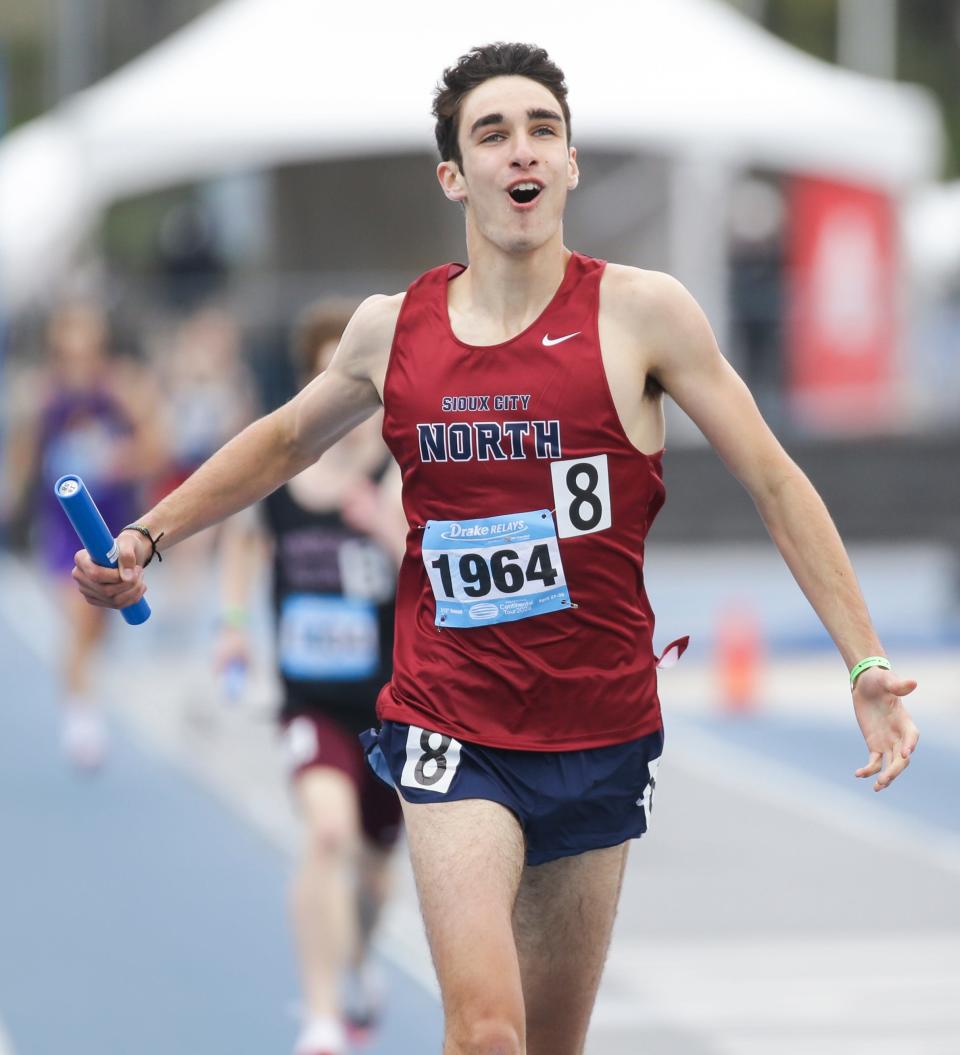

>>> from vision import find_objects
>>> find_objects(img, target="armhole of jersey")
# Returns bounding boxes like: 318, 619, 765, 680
382, 264, 459, 415
593, 264, 666, 461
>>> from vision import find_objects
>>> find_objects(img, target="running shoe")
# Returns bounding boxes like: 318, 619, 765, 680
342, 962, 385, 1047
61, 708, 107, 771
293, 1016, 345, 1055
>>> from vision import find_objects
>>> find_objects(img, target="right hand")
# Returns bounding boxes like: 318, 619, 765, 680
213, 625, 252, 675
71, 530, 151, 609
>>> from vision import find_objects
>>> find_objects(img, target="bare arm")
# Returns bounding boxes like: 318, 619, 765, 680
213, 506, 271, 675
635, 271, 918, 789
72, 294, 398, 606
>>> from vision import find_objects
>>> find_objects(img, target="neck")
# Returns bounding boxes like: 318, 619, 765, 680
455, 223, 570, 333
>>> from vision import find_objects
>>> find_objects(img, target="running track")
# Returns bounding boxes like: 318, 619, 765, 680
2, 555, 959, 1054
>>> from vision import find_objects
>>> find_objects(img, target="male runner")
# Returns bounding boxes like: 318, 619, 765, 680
72, 43, 919, 1055
215, 300, 403, 1055
5, 302, 164, 768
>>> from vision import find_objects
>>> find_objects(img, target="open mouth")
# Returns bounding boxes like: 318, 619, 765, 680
508, 182, 544, 205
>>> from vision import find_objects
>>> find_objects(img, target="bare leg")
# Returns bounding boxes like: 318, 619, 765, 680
59, 583, 108, 767
401, 797, 526, 1055
291, 766, 361, 1020
353, 840, 393, 969
512, 843, 630, 1055
61, 582, 106, 698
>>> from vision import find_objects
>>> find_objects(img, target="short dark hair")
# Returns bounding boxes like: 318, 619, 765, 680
292, 298, 357, 381
432, 43, 571, 169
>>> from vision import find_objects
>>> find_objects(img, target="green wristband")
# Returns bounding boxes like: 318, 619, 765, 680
849, 656, 890, 689
219, 605, 248, 630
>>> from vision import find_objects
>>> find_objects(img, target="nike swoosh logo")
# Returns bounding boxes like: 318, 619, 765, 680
542, 331, 580, 346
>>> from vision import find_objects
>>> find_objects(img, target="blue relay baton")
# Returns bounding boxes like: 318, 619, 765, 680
54, 474, 151, 626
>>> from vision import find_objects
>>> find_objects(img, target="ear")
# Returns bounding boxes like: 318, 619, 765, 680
437, 160, 467, 203
567, 146, 579, 191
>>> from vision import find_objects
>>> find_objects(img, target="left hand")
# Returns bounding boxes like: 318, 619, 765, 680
852, 666, 919, 791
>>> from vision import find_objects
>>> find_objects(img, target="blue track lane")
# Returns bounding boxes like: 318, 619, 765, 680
0, 608, 441, 1055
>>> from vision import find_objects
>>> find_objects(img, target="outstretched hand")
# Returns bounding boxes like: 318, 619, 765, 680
852, 667, 919, 791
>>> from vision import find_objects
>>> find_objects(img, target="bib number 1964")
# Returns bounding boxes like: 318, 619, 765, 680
421, 509, 571, 629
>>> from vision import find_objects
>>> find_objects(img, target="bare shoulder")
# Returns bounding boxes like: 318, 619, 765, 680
339, 293, 402, 358
348, 292, 405, 340
601, 263, 718, 372
602, 264, 700, 332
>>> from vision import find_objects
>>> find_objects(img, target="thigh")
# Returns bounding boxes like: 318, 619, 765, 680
400, 797, 527, 1036
513, 842, 630, 1055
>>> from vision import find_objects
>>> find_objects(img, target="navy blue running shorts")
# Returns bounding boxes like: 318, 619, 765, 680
360, 720, 664, 866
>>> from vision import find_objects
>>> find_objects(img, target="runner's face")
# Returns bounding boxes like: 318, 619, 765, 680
50, 308, 107, 388
438, 76, 578, 253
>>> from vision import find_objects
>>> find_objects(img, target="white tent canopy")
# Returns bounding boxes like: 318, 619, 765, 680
0, 0, 945, 308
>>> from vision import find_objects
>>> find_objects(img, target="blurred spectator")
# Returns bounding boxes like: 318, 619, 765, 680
2, 301, 165, 768
728, 176, 787, 427
152, 304, 257, 496
156, 201, 227, 311
148, 303, 258, 633
214, 299, 405, 1055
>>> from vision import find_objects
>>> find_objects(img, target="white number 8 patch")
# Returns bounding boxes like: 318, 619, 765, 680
550, 454, 612, 538
400, 725, 462, 794
638, 755, 661, 824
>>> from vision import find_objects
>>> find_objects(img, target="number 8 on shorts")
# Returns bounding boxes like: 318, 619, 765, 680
550, 454, 612, 538
401, 726, 462, 794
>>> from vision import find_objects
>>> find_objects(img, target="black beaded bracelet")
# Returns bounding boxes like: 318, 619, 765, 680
120, 524, 165, 566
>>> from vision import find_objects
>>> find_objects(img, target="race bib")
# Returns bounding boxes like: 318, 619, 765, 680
421, 509, 571, 628
278, 594, 379, 681
550, 454, 612, 538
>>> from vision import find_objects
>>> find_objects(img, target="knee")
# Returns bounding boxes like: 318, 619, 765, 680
304, 822, 356, 863
455, 1016, 523, 1055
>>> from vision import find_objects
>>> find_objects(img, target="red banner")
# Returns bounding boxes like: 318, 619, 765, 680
786, 178, 898, 432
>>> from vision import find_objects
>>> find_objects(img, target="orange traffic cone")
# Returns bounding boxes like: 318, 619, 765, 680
715, 604, 763, 714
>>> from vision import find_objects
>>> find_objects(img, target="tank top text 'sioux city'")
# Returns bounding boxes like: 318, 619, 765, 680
379, 252, 669, 751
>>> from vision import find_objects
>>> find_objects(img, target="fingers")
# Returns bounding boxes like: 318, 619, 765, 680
117, 538, 141, 583
76, 578, 147, 608
887, 677, 918, 698
855, 751, 882, 779
874, 746, 910, 792
71, 554, 147, 609
901, 724, 920, 759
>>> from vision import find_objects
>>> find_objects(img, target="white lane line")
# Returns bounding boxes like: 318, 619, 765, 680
666, 720, 960, 876
0, 1017, 16, 1055
594, 932, 960, 1053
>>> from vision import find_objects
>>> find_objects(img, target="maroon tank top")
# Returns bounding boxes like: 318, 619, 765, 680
378, 252, 667, 750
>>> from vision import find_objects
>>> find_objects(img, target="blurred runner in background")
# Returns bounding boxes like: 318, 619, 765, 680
3, 302, 165, 768
214, 300, 405, 1055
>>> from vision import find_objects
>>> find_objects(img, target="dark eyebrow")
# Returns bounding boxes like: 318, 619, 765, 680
469, 108, 564, 137
527, 108, 563, 124
469, 112, 505, 136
